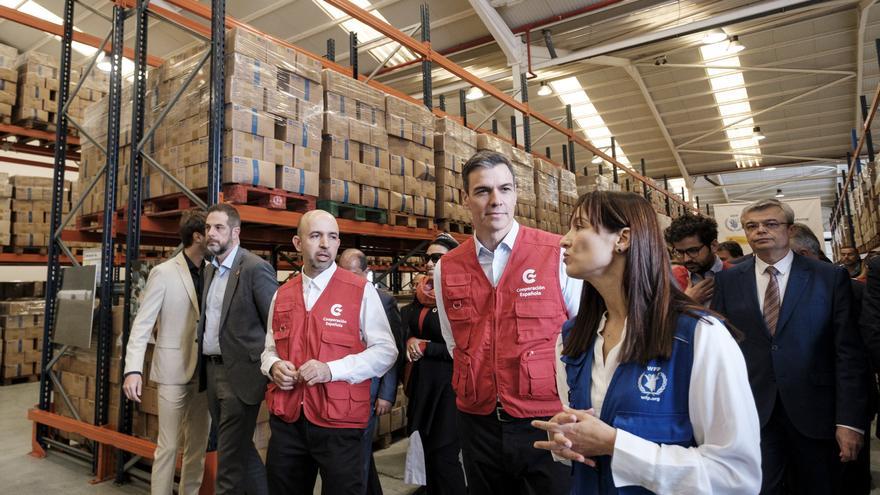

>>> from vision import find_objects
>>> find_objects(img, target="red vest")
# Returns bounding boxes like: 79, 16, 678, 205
265, 268, 372, 429
440, 226, 570, 418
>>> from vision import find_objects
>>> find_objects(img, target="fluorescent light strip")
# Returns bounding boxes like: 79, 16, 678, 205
313, 0, 417, 66
549, 77, 630, 167
700, 41, 761, 168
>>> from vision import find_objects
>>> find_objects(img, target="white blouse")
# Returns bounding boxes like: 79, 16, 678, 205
554, 314, 762, 494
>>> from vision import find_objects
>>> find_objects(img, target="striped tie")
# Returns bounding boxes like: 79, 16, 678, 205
763, 266, 780, 336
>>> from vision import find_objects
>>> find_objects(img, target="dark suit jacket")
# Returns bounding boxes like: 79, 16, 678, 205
860, 257, 880, 369
372, 289, 403, 404
712, 252, 868, 439
198, 246, 278, 405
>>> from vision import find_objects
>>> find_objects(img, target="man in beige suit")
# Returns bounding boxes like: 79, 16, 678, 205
123, 210, 211, 495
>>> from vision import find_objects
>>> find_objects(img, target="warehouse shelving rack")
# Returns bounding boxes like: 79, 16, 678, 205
0, 0, 706, 488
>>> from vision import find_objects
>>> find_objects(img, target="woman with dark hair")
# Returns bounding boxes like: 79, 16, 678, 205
533, 192, 761, 494
401, 233, 467, 494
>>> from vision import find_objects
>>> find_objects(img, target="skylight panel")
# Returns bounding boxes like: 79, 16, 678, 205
314, 0, 417, 66
700, 39, 761, 168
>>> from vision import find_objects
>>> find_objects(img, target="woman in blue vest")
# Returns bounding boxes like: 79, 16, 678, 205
532, 191, 761, 494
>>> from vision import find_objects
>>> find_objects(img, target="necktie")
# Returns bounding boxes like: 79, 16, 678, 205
763, 266, 780, 335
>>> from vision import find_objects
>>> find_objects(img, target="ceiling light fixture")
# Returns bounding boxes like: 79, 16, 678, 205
726, 35, 745, 54
765, 167, 776, 171
96, 53, 112, 72
775, 189, 784, 198
702, 29, 727, 45
753, 126, 765, 140
466, 86, 484, 101
537, 81, 552, 96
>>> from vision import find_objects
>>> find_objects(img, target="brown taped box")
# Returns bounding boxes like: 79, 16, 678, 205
323, 113, 349, 138
389, 192, 413, 214
224, 130, 263, 161
263, 137, 293, 167
226, 27, 268, 62
2, 312, 43, 328
12, 186, 52, 201
412, 197, 435, 217
12, 223, 50, 235
293, 146, 320, 173
352, 161, 390, 190
358, 143, 389, 170
319, 179, 360, 205
323, 135, 353, 161
389, 155, 414, 177
60, 371, 89, 398
0, 299, 45, 315
12, 210, 47, 223
222, 156, 275, 188
349, 119, 372, 145
360, 186, 389, 210
276, 166, 319, 196
276, 118, 321, 151
3, 363, 32, 378
320, 156, 353, 182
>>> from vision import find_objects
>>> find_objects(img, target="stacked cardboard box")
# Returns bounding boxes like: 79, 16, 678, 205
0, 173, 11, 245
433, 116, 474, 223
9, 175, 75, 249
533, 157, 562, 234
558, 167, 578, 229
0, 44, 17, 123
319, 69, 387, 207
386, 95, 435, 217
511, 147, 536, 228
0, 286, 45, 382
13, 52, 108, 127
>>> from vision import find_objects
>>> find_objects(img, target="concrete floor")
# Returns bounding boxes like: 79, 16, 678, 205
0, 381, 417, 494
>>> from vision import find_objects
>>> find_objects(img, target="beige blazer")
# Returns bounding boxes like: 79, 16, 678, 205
124, 251, 201, 385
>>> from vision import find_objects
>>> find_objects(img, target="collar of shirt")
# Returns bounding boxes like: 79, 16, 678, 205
302, 262, 337, 294
211, 244, 240, 275
183, 252, 201, 272
690, 255, 724, 284
754, 249, 794, 277
474, 220, 519, 258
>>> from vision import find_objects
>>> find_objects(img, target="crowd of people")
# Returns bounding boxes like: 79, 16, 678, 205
120, 149, 880, 495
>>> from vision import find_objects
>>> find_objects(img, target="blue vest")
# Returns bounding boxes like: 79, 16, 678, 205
561, 313, 700, 494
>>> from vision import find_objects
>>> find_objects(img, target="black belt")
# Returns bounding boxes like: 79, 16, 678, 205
204, 354, 223, 364
494, 404, 550, 423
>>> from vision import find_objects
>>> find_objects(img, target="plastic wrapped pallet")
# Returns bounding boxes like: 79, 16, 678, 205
0, 44, 17, 120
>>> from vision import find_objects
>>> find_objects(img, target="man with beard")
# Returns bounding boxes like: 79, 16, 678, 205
261, 210, 397, 494
198, 203, 277, 495
665, 214, 732, 306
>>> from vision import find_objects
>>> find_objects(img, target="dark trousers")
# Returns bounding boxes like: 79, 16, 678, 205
266, 415, 365, 495
362, 414, 383, 495
838, 436, 871, 495
424, 438, 467, 495
457, 410, 570, 495
206, 360, 268, 495
760, 397, 839, 495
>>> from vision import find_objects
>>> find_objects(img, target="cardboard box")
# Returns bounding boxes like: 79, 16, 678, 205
276, 166, 319, 196
349, 119, 372, 144
320, 156, 352, 182
319, 179, 359, 204
226, 27, 268, 62
276, 118, 321, 150
262, 137, 293, 167
222, 156, 275, 188
360, 186, 389, 210
359, 143, 389, 170
323, 135, 353, 160
60, 371, 89, 398
412, 197, 435, 217
352, 161, 390, 190
226, 77, 264, 109
293, 146, 320, 173
389, 191, 413, 213
323, 113, 349, 138
224, 130, 263, 160
225, 104, 274, 138
389, 155, 414, 177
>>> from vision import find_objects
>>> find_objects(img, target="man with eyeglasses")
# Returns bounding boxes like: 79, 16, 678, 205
664, 214, 732, 305
712, 198, 869, 495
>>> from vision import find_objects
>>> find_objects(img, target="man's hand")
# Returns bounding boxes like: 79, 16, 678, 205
406, 337, 427, 362
836, 426, 864, 462
375, 398, 393, 415
685, 277, 715, 304
123, 373, 143, 402
299, 359, 332, 386
270, 360, 299, 390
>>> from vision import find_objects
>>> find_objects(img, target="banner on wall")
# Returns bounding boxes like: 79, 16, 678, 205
712, 197, 824, 254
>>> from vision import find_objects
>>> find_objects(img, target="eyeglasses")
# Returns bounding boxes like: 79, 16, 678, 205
423, 253, 444, 264
672, 245, 706, 259
743, 220, 789, 232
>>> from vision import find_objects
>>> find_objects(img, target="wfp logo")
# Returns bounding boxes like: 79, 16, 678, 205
330, 304, 343, 317
522, 269, 537, 284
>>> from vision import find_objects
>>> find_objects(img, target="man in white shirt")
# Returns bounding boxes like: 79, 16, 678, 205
261, 210, 397, 495
434, 150, 581, 494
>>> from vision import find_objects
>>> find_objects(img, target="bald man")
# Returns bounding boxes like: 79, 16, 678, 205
339, 248, 404, 495
260, 210, 398, 495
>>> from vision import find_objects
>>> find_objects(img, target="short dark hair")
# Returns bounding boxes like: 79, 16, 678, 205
206, 203, 241, 228
340, 248, 368, 271
716, 241, 743, 258
789, 223, 821, 257
664, 214, 718, 247
462, 150, 516, 194
179, 209, 207, 247
430, 232, 459, 252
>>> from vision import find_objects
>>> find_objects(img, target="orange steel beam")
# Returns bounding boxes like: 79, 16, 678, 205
0, 5, 163, 67
833, 82, 880, 227
28, 408, 157, 459
0, 123, 81, 146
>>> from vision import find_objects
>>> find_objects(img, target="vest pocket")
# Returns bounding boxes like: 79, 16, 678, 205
612, 411, 694, 445
446, 306, 475, 349
266, 383, 297, 422
323, 381, 371, 423
272, 328, 291, 360
318, 330, 357, 362
453, 353, 476, 402
514, 299, 559, 344
519, 347, 558, 399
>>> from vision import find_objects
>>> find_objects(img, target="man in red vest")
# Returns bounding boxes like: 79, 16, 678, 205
260, 210, 398, 494
435, 150, 582, 494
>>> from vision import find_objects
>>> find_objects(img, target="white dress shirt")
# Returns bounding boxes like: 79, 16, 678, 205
260, 263, 397, 384
202, 244, 240, 356
555, 315, 763, 494
754, 249, 794, 309
435, 221, 582, 356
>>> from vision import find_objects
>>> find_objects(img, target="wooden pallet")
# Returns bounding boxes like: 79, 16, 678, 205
224, 184, 316, 212
436, 218, 472, 235
2, 245, 49, 255
318, 200, 387, 223
13, 117, 56, 133
0, 115, 10, 125
388, 211, 431, 229
75, 211, 104, 230
1, 374, 40, 386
